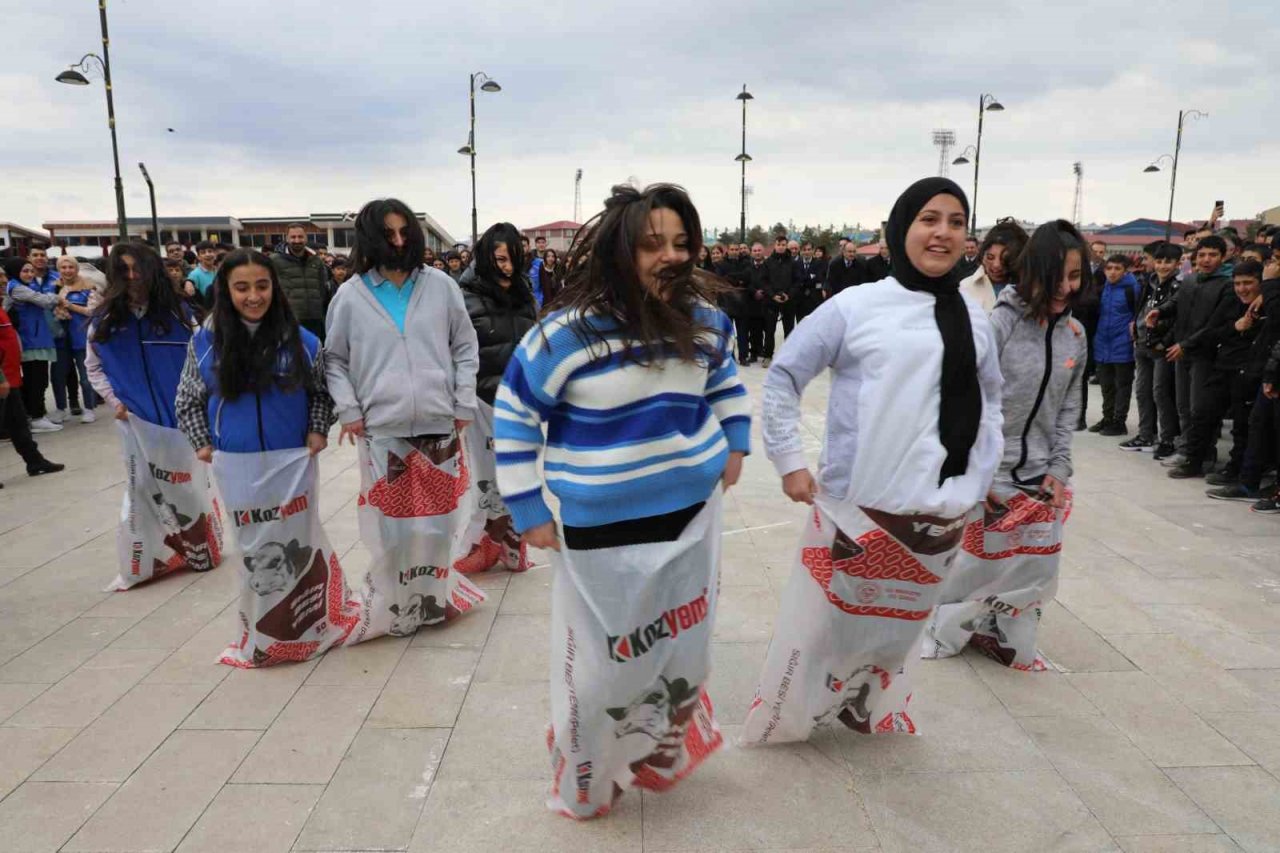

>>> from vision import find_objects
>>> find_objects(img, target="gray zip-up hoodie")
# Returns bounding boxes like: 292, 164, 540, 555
324, 265, 479, 437
987, 288, 1086, 487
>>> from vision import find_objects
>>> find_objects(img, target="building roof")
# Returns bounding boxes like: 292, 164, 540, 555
44, 216, 241, 229
0, 222, 50, 239
523, 220, 582, 232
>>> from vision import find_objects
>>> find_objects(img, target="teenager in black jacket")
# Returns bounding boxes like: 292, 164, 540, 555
459, 224, 539, 405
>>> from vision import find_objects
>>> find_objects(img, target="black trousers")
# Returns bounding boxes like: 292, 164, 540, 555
1240, 387, 1280, 490
3, 391, 44, 469
733, 317, 751, 363
744, 316, 767, 362
1185, 368, 1256, 472
20, 359, 50, 419
762, 310, 779, 359
1096, 361, 1135, 425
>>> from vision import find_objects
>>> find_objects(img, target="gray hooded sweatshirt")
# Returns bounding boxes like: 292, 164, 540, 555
987, 288, 1086, 487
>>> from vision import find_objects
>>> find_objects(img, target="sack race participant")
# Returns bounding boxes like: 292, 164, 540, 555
87, 242, 221, 591
325, 198, 485, 642
742, 178, 1003, 745
175, 250, 357, 667
0, 302, 65, 484
923, 221, 1087, 670
495, 184, 751, 819
455, 222, 539, 574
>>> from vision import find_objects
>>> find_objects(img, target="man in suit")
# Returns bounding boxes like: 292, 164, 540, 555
825, 241, 865, 296
792, 242, 824, 323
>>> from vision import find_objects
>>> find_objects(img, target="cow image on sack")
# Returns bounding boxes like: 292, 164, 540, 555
108, 414, 223, 590
347, 433, 486, 643
742, 178, 1005, 746
215, 449, 360, 667
923, 221, 1087, 671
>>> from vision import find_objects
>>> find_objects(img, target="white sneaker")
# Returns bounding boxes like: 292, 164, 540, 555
48, 408, 69, 424
80, 410, 97, 424
29, 417, 62, 433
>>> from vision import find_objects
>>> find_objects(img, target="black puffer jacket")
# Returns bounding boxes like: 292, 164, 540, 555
458, 265, 538, 406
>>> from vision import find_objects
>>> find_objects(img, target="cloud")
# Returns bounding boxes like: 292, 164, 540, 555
4, 0, 1277, 243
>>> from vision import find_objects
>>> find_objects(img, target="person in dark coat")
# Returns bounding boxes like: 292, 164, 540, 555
762, 235, 795, 362
863, 241, 891, 282
792, 242, 825, 323
458, 223, 539, 405
716, 243, 752, 363
825, 242, 866, 296
742, 243, 771, 364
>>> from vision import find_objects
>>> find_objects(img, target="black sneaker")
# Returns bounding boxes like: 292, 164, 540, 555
1119, 436, 1155, 451
27, 460, 66, 477
1152, 442, 1177, 460
1168, 463, 1203, 479
1162, 454, 1189, 468
1100, 423, 1128, 436
1206, 484, 1261, 502
1087, 420, 1108, 433
1252, 494, 1280, 514
1205, 470, 1240, 486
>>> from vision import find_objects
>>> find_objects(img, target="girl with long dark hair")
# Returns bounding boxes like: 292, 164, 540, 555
494, 184, 751, 818
924, 220, 1086, 670
455, 223, 538, 574
86, 242, 221, 590
175, 250, 356, 666
324, 197, 484, 643
741, 178, 1003, 746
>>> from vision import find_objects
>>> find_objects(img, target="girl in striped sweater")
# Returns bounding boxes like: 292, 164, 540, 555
494, 184, 750, 819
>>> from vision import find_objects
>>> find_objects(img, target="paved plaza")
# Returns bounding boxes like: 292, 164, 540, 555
1, 366, 1279, 853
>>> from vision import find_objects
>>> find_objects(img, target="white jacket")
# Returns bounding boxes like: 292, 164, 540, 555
959, 268, 996, 313
761, 276, 1004, 519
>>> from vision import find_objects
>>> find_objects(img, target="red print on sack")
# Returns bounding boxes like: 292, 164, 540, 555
358, 440, 470, 519
803, 527, 941, 620
963, 492, 1064, 561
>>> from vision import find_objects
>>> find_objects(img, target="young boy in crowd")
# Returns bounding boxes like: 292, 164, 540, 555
1126, 242, 1183, 455
1212, 247, 1280, 506
1150, 235, 1235, 468
183, 240, 219, 309
1173, 261, 1265, 481
1089, 255, 1142, 436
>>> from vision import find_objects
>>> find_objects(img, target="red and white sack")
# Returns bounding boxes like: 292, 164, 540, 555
741, 499, 965, 745
347, 433, 486, 643
547, 492, 725, 820
214, 448, 361, 668
922, 485, 1071, 671
454, 401, 530, 574
108, 415, 223, 591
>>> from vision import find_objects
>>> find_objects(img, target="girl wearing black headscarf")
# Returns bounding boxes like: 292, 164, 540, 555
742, 178, 1004, 746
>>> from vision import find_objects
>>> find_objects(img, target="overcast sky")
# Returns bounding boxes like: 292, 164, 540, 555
4, 0, 1277, 242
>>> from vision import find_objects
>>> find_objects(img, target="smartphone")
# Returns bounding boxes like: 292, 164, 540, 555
1215, 199, 1225, 214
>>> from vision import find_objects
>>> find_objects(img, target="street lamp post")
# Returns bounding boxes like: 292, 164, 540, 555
56, 1, 127, 243
1143, 109, 1208, 241
952, 93, 1004, 235
734, 85, 754, 244
458, 71, 501, 247
138, 163, 159, 252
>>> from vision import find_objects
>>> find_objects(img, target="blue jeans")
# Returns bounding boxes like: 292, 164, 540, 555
52, 344, 95, 411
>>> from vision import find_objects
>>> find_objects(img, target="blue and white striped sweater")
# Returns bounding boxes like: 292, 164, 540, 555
494, 304, 751, 533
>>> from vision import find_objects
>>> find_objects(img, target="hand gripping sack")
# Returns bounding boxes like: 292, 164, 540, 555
348, 433, 486, 643
454, 400, 530, 574
547, 492, 724, 820
108, 415, 223, 591
741, 499, 965, 745
922, 485, 1071, 671
214, 449, 361, 667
